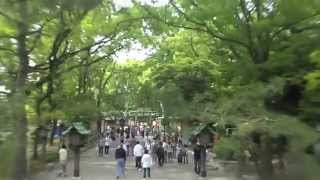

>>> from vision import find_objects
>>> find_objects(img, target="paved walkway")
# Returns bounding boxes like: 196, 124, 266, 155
31, 147, 241, 180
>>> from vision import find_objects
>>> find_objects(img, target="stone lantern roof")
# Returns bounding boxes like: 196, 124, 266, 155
63, 122, 90, 136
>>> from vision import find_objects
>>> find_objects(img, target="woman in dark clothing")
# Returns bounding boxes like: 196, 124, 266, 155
193, 143, 201, 174
156, 142, 165, 167
115, 144, 127, 179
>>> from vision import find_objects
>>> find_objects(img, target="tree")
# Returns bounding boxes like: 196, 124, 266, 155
0, 0, 148, 178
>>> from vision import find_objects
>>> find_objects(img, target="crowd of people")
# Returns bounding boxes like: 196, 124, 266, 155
57, 126, 206, 179
96, 127, 193, 179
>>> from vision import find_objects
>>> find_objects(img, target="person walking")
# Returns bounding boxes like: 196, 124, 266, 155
177, 142, 183, 164
124, 138, 130, 156
151, 140, 158, 165
156, 142, 165, 167
172, 142, 177, 159
58, 144, 68, 177
142, 149, 153, 179
193, 142, 201, 174
98, 136, 105, 157
162, 141, 169, 163
129, 137, 136, 156
145, 139, 151, 152
115, 144, 127, 179
181, 144, 188, 164
167, 142, 173, 162
105, 135, 111, 155
134, 141, 144, 170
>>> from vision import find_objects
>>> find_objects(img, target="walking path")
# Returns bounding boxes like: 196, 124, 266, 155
31, 147, 241, 180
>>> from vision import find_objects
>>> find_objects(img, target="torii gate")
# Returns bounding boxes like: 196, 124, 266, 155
100, 110, 161, 133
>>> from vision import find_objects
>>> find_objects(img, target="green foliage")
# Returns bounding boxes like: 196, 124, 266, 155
63, 94, 99, 124
0, 135, 15, 180
215, 137, 241, 160
0, 0, 319, 178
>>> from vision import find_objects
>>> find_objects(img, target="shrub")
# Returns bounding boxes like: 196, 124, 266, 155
214, 137, 241, 160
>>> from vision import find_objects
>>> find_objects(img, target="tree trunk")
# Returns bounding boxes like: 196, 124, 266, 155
96, 118, 102, 134
50, 119, 57, 145
32, 136, 39, 160
13, 0, 29, 179
200, 145, 207, 177
260, 135, 274, 180
33, 97, 43, 159
73, 147, 81, 177
41, 141, 47, 155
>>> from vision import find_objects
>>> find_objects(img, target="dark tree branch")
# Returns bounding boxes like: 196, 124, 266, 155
0, 34, 16, 39
0, 47, 17, 55
28, 18, 54, 53
189, 36, 199, 57
0, 10, 18, 23
239, 0, 254, 50
34, 46, 122, 87
138, 0, 249, 48
271, 13, 320, 40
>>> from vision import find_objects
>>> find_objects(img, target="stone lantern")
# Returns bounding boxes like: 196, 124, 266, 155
63, 122, 90, 178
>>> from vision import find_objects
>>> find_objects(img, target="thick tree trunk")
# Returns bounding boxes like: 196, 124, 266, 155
13, 0, 29, 179
13, 94, 28, 180
49, 119, 57, 145
96, 119, 102, 134
260, 135, 274, 180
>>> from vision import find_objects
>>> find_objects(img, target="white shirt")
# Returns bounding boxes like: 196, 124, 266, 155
163, 142, 169, 152
105, 137, 111, 146
59, 148, 68, 162
133, 144, 144, 157
142, 154, 153, 168
145, 143, 151, 151
122, 144, 128, 152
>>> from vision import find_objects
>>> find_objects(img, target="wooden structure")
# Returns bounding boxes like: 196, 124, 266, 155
63, 122, 90, 178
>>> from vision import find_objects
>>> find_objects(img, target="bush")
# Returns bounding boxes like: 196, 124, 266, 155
214, 137, 241, 160
44, 152, 59, 163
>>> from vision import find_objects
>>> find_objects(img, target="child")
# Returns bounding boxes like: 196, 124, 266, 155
141, 149, 153, 179
58, 144, 68, 177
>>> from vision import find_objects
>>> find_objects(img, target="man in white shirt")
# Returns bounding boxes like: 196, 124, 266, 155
145, 140, 151, 152
133, 141, 144, 170
58, 145, 68, 177
105, 136, 111, 155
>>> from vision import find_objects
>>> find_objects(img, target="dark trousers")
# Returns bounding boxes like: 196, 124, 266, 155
194, 159, 200, 174
98, 146, 104, 156
143, 168, 151, 178
135, 156, 142, 168
168, 152, 173, 161
104, 146, 109, 155
158, 155, 164, 167
164, 151, 168, 163
183, 155, 188, 164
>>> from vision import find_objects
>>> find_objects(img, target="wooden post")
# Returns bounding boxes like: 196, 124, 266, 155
200, 145, 207, 177
33, 136, 38, 159
73, 147, 80, 177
